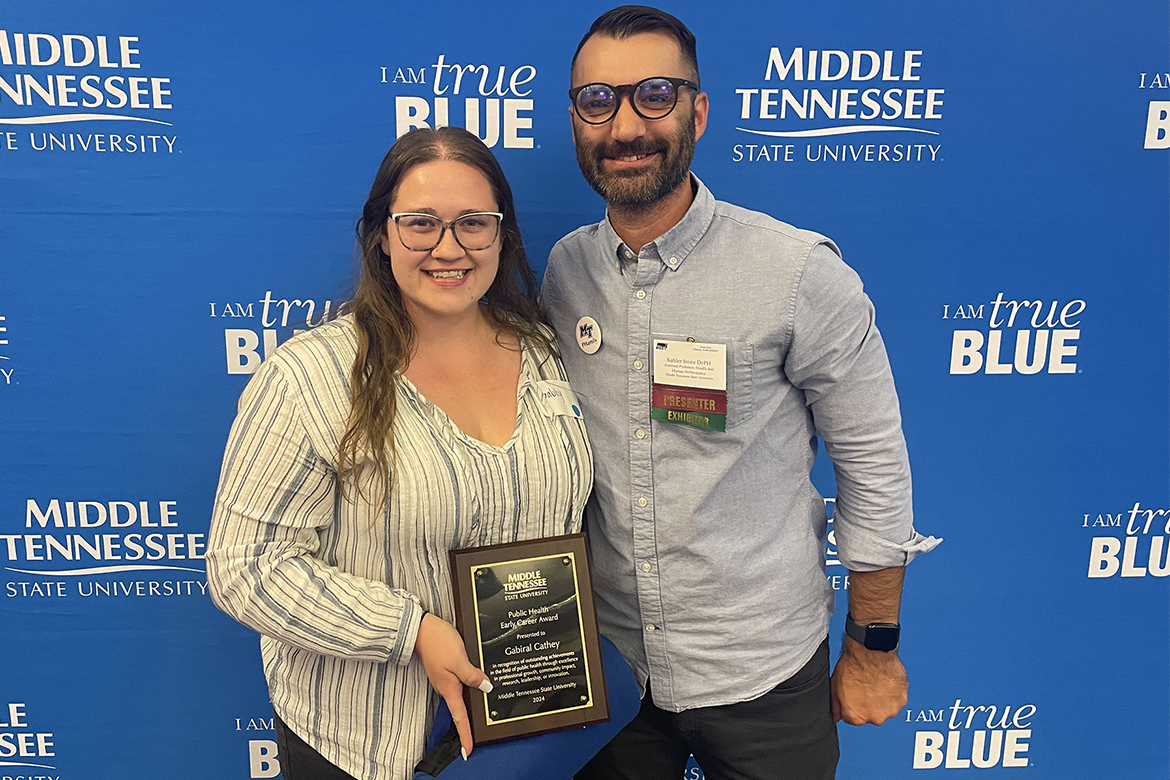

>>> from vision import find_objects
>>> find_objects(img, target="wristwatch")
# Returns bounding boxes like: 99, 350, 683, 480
845, 613, 900, 652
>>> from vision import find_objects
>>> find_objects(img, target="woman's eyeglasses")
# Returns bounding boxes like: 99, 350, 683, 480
389, 212, 503, 252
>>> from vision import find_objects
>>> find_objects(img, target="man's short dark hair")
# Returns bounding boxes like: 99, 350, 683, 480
571, 5, 699, 87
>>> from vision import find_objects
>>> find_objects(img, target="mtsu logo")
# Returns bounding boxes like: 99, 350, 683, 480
731, 45, 945, 165
0, 30, 179, 155
381, 54, 536, 149
823, 498, 848, 591
3, 498, 208, 602
0, 702, 58, 771
580, 323, 595, 340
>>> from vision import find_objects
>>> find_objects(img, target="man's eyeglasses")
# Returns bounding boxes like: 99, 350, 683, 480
389, 212, 503, 252
569, 77, 698, 125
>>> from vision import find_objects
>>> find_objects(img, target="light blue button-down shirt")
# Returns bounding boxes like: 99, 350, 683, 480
541, 177, 939, 712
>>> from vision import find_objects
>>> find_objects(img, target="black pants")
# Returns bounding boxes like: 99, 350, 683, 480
576, 639, 839, 780
273, 712, 359, 780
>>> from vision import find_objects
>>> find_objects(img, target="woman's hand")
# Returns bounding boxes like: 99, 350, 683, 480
414, 612, 493, 759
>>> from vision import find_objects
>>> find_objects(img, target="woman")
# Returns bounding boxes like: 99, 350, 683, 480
207, 126, 592, 780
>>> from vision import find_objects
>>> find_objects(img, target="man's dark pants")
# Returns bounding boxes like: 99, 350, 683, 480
576, 638, 839, 780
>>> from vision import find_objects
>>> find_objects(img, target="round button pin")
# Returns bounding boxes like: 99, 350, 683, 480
576, 316, 602, 354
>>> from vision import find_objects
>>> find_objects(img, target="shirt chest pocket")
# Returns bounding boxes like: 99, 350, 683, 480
650, 334, 755, 430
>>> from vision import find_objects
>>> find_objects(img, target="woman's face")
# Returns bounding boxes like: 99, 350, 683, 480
380, 159, 501, 323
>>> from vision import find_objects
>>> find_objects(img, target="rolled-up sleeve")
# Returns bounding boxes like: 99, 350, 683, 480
785, 244, 940, 571
206, 356, 422, 664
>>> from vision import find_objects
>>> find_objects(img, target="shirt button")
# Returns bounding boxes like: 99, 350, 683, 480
635, 289, 646, 300
668, 256, 678, 266
645, 624, 656, 632
633, 359, 644, 370
637, 496, 648, 507
635, 428, 646, 439
640, 562, 652, 573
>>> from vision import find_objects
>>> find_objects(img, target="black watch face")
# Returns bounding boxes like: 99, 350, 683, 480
866, 624, 900, 652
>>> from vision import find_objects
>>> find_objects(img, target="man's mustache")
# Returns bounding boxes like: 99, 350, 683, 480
593, 140, 668, 160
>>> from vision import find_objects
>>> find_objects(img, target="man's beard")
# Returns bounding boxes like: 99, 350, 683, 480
574, 111, 696, 212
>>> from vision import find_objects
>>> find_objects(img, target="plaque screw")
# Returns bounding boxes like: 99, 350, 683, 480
562, 557, 571, 566
580, 695, 588, 702
491, 711, 498, 717
476, 569, 484, 577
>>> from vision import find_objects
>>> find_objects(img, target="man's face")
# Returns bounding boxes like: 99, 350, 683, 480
570, 32, 708, 211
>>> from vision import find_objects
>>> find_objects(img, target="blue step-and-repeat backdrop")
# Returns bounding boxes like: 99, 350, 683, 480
1, 1, 1167, 778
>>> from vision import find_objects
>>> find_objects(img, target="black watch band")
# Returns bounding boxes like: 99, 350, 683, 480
845, 613, 900, 652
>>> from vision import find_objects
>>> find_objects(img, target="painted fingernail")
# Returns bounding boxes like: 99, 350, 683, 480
478, 679, 493, 693
461, 747, 468, 761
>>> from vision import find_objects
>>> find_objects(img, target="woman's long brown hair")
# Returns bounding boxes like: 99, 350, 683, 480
338, 126, 555, 502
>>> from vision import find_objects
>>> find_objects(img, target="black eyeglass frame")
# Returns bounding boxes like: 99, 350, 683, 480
568, 77, 699, 125
388, 211, 504, 252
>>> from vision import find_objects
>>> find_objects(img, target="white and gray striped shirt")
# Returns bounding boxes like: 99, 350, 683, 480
207, 316, 593, 780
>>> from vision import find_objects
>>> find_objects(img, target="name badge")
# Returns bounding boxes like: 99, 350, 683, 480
651, 339, 728, 432
533, 380, 584, 419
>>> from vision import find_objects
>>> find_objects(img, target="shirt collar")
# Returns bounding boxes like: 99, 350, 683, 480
600, 173, 716, 273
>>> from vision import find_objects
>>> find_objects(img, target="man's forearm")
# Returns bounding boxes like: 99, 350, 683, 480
846, 566, 904, 625
831, 566, 909, 725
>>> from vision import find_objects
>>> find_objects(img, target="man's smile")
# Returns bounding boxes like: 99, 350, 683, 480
602, 148, 663, 171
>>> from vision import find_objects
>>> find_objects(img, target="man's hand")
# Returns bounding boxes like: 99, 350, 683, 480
830, 635, 907, 725
414, 612, 493, 759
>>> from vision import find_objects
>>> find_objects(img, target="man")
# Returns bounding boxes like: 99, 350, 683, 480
540, 6, 939, 780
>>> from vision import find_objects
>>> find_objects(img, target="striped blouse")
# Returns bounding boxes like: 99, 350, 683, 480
207, 316, 593, 780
